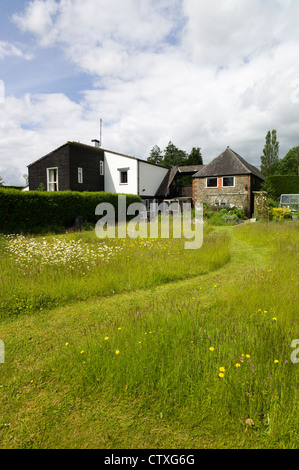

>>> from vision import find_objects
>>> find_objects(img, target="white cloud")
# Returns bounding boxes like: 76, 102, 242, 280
0, 41, 33, 60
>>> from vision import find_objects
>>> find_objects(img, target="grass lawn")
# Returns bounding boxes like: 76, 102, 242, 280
0, 221, 298, 449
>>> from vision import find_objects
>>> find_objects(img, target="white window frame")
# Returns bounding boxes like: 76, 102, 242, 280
100, 160, 104, 176
206, 177, 218, 188
118, 167, 129, 185
222, 176, 235, 188
47, 167, 58, 191
78, 167, 83, 184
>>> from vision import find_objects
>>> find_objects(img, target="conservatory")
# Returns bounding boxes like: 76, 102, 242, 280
280, 194, 299, 212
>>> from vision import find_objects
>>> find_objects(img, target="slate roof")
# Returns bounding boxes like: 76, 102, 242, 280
155, 165, 204, 197
193, 147, 265, 180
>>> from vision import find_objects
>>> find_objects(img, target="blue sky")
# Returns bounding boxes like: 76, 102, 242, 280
1, 0, 299, 185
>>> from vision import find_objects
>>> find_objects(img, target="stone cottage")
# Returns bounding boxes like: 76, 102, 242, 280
192, 147, 265, 217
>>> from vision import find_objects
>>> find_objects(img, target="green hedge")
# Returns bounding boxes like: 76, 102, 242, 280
264, 175, 299, 199
0, 189, 142, 234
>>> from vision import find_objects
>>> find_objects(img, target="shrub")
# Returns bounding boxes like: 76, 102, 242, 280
262, 175, 299, 200
270, 207, 292, 220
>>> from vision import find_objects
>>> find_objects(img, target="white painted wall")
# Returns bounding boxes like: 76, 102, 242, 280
104, 151, 168, 197
138, 160, 168, 197
104, 151, 138, 194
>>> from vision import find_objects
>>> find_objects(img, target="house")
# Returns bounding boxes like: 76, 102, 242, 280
192, 147, 265, 217
155, 164, 204, 199
28, 140, 169, 203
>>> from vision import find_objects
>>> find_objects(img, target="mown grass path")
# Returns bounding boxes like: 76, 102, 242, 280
0, 223, 298, 449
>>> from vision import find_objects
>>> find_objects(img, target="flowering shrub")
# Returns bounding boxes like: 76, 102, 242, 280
270, 207, 292, 220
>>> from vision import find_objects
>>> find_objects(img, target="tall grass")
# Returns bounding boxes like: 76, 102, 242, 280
52, 221, 299, 446
0, 224, 230, 319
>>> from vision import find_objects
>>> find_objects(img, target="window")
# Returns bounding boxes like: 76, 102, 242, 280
222, 176, 235, 187
47, 168, 58, 191
206, 177, 218, 188
120, 171, 128, 184
78, 167, 83, 184
118, 167, 129, 184
100, 161, 104, 176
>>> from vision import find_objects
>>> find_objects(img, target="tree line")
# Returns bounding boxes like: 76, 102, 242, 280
260, 129, 299, 176
147, 133, 298, 177
147, 141, 203, 167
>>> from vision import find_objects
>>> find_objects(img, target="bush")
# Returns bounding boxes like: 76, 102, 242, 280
0, 189, 142, 234
204, 206, 246, 225
262, 175, 299, 200
270, 207, 292, 220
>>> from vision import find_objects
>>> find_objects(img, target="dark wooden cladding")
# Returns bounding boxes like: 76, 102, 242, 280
28, 142, 105, 192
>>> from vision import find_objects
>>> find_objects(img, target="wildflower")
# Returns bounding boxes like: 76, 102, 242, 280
219, 367, 225, 372
218, 373, 224, 378
65, 342, 69, 346
264, 310, 268, 314
245, 354, 250, 358
272, 317, 277, 322
209, 347, 215, 351
104, 336, 109, 341
235, 363, 241, 368
274, 359, 279, 364
80, 350, 84, 354
245, 418, 254, 426
115, 350, 120, 355
118, 327, 122, 331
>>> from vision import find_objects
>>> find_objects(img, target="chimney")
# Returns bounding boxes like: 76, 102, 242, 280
92, 139, 100, 148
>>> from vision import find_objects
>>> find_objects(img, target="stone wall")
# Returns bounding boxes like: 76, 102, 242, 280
193, 175, 251, 215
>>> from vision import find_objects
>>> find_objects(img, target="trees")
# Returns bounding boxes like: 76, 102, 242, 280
0, 176, 4, 186
275, 146, 299, 175
147, 145, 163, 165
147, 142, 203, 167
260, 130, 280, 176
185, 147, 203, 166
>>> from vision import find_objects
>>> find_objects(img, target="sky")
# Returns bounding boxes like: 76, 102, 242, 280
0, 0, 299, 186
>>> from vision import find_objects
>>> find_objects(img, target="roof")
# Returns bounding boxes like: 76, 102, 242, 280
193, 147, 265, 180
155, 164, 204, 197
28, 141, 168, 169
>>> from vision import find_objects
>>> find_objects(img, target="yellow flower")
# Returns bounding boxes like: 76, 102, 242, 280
65, 342, 69, 346
246, 354, 250, 358
219, 367, 225, 372
209, 347, 215, 351
272, 317, 277, 322
104, 336, 109, 341
218, 373, 224, 378
115, 350, 120, 355
235, 363, 241, 368
264, 310, 268, 314
118, 327, 122, 330
274, 359, 279, 364
80, 350, 84, 354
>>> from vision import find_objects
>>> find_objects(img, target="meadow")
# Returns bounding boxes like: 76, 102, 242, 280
0, 219, 298, 449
